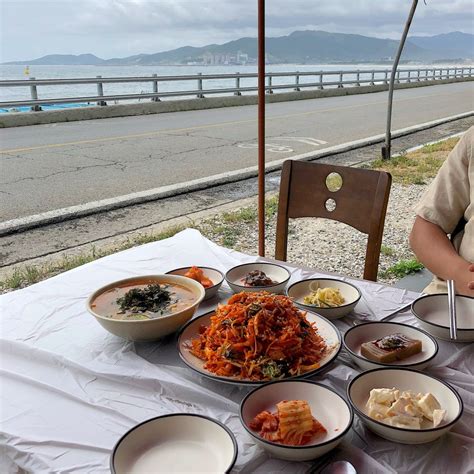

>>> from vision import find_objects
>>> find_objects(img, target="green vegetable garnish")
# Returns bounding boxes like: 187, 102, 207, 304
117, 284, 172, 314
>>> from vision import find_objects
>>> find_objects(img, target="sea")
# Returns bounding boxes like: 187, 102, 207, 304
0, 63, 469, 109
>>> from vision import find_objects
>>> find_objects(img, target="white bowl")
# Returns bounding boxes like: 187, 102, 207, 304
347, 368, 463, 444
343, 322, 438, 370
240, 380, 353, 461
225, 262, 291, 294
411, 294, 474, 342
87, 275, 205, 342
111, 414, 237, 473
286, 278, 361, 320
166, 266, 224, 300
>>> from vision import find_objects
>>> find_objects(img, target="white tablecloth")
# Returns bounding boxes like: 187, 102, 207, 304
0, 229, 472, 473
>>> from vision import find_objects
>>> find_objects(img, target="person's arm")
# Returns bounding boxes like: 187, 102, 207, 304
410, 216, 474, 296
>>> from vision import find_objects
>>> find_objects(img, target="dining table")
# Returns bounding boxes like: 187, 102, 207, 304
0, 228, 472, 473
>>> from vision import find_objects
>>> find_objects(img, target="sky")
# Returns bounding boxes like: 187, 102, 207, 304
1, 0, 473, 62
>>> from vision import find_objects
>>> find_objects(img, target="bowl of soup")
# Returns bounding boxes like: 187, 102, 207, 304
87, 275, 205, 341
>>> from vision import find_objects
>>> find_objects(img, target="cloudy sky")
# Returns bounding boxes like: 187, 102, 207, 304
1, 0, 472, 62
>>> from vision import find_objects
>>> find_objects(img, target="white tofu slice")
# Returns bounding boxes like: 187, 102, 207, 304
368, 402, 390, 420
432, 409, 447, 428
386, 397, 422, 418
367, 388, 398, 407
384, 415, 421, 429
417, 393, 441, 421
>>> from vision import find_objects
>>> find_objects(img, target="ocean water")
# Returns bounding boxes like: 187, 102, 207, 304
0, 63, 468, 105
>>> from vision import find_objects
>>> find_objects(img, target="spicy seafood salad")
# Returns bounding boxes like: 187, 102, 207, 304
189, 291, 331, 381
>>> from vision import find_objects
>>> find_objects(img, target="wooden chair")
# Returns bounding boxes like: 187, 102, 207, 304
275, 160, 392, 281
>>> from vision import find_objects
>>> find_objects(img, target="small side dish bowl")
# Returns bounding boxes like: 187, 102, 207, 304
240, 380, 353, 461
166, 266, 224, 300
411, 294, 474, 342
111, 414, 237, 474
87, 275, 205, 342
286, 278, 361, 320
343, 322, 438, 370
347, 368, 463, 444
225, 262, 291, 294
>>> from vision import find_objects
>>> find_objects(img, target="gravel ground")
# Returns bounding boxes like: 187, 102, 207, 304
201, 180, 429, 284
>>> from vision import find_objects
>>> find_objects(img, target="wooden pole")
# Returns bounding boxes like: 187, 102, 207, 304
257, 0, 265, 256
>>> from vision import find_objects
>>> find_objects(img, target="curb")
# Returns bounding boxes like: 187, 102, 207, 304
1, 110, 473, 237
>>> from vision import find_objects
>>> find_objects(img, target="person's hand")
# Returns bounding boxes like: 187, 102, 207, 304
455, 263, 474, 296
468, 263, 474, 291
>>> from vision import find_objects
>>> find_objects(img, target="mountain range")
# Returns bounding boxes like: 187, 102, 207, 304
4, 30, 473, 66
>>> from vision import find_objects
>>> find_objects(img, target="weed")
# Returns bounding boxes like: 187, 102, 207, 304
367, 137, 458, 185
221, 228, 239, 248
265, 195, 279, 218
380, 244, 395, 257
381, 259, 424, 279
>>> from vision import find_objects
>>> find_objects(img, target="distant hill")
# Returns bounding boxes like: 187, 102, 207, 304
5, 53, 105, 66
409, 32, 474, 60
3, 31, 473, 66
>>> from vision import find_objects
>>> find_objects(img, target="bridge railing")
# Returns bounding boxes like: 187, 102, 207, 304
0, 67, 472, 110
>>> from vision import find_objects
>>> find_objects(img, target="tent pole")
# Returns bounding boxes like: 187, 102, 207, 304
257, 0, 265, 256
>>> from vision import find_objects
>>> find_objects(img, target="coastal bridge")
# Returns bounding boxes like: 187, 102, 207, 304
0, 80, 473, 236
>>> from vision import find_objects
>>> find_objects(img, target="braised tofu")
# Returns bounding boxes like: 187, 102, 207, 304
361, 333, 422, 363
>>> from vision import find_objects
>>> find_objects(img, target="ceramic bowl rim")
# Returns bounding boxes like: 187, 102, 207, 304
239, 380, 353, 449
411, 293, 474, 332
86, 274, 205, 323
110, 413, 238, 474
166, 266, 225, 291
224, 262, 291, 290
286, 278, 362, 311
177, 310, 342, 385
347, 367, 464, 433
342, 321, 439, 368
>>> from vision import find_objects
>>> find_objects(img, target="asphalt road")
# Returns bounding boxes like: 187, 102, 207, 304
1, 81, 473, 221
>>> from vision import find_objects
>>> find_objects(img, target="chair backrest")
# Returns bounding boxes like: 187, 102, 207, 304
275, 160, 392, 281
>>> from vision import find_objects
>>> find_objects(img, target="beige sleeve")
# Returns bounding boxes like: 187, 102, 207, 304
413, 129, 472, 234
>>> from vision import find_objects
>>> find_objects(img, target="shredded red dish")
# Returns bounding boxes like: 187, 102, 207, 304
189, 291, 328, 381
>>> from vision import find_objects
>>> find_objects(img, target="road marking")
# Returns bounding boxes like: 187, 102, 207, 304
237, 136, 328, 153
0, 89, 469, 154
237, 143, 294, 153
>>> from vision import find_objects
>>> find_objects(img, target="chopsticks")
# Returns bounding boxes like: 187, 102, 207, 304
447, 280, 458, 340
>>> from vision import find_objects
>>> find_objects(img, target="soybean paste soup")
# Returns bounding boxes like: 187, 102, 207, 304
92, 280, 196, 320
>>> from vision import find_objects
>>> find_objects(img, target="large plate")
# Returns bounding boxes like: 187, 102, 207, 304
178, 310, 341, 385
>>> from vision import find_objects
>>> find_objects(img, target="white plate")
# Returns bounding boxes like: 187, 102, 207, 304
111, 414, 237, 474
286, 278, 361, 320
240, 380, 353, 461
348, 368, 463, 444
225, 262, 291, 294
178, 309, 341, 385
343, 322, 438, 370
411, 294, 474, 342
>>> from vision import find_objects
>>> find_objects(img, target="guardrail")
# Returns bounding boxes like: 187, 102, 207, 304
0, 67, 472, 110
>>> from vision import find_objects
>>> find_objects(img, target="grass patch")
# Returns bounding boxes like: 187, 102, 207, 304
381, 259, 424, 279
222, 207, 257, 224
221, 228, 239, 248
0, 224, 188, 292
366, 137, 459, 185
380, 244, 395, 257
265, 195, 279, 219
